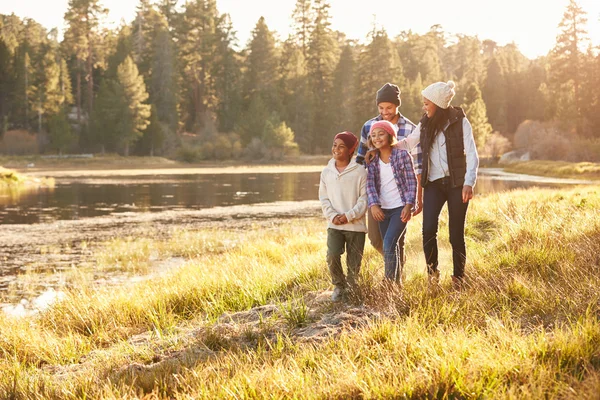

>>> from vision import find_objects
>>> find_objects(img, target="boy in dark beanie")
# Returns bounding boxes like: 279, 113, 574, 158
356, 83, 422, 263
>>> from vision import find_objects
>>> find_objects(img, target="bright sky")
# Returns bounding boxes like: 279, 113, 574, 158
1, 0, 599, 59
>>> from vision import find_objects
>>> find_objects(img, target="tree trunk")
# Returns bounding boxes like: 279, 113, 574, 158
76, 65, 81, 125
24, 56, 29, 130
87, 39, 94, 120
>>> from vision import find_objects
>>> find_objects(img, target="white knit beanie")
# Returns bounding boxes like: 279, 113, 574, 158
421, 80, 456, 109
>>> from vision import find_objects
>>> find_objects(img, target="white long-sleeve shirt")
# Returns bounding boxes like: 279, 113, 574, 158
397, 118, 479, 187
319, 158, 368, 232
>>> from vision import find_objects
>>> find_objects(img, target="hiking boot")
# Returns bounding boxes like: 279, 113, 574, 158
346, 277, 360, 297
331, 286, 346, 302
452, 275, 464, 290
428, 270, 440, 286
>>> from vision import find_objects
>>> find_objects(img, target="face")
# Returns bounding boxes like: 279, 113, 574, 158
332, 138, 351, 162
369, 128, 391, 149
378, 102, 398, 121
422, 98, 437, 118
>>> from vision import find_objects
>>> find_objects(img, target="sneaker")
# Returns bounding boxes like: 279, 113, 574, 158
331, 286, 346, 302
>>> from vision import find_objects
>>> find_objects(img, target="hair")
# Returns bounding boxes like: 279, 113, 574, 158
424, 104, 450, 148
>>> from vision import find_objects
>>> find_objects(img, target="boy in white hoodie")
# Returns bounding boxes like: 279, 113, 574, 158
319, 131, 368, 302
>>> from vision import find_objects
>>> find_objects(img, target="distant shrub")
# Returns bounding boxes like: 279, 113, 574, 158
513, 120, 599, 162
244, 121, 300, 162
176, 132, 243, 162
481, 132, 512, 160
0, 130, 40, 155
176, 146, 202, 163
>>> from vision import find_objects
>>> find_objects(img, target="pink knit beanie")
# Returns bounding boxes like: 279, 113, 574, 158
369, 120, 397, 139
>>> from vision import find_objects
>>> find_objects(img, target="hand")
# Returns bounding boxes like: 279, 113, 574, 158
462, 185, 474, 203
412, 195, 423, 216
370, 205, 384, 222
413, 176, 423, 216
401, 204, 413, 223
365, 150, 377, 164
337, 214, 348, 224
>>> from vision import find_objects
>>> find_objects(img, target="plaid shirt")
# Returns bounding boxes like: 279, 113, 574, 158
366, 147, 417, 208
356, 114, 422, 175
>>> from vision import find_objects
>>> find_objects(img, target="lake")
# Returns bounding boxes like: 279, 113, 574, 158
0, 168, 591, 225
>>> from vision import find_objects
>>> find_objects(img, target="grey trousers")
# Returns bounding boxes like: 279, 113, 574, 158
326, 228, 366, 288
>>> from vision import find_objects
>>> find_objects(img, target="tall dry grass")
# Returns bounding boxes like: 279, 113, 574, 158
0, 186, 599, 399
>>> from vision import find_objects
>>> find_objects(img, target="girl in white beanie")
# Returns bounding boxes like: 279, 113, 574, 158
395, 80, 479, 289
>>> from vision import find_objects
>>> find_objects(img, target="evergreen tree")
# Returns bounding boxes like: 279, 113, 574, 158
446, 35, 485, 95
63, 0, 109, 127
245, 17, 279, 111
462, 82, 492, 149
91, 79, 129, 152
279, 38, 310, 150
117, 56, 151, 155
240, 17, 280, 144
330, 44, 357, 136
0, 39, 12, 133
105, 25, 133, 80
403, 73, 424, 123
40, 51, 63, 117
306, 0, 338, 153
47, 109, 75, 154
214, 14, 242, 134
291, 0, 314, 59
399, 27, 444, 83
177, 0, 220, 133
549, 0, 589, 135
140, 104, 164, 156
355, 29, 405, 127
157, 0, 179, 29
151, 27, 178, 139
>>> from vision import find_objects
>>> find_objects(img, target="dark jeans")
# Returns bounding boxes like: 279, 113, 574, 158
422, 177, 469, 278
378, 206, 408, 282
327, 229, 366, 288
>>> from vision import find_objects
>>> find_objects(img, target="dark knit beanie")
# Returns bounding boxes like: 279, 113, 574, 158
376, 83, 401, 106
334, 131, 358, 153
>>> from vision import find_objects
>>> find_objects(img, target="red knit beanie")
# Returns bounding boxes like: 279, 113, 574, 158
369, 120, 397, 139
334, 131, 358, 153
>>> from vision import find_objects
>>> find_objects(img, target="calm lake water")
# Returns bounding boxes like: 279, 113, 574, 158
0, 169, 587, 225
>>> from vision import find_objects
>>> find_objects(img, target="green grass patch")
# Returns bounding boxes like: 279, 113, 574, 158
504, 160, 600, 180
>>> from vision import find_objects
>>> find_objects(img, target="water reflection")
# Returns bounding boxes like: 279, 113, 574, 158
0, 172, 322, 224
0, 170, 590, 225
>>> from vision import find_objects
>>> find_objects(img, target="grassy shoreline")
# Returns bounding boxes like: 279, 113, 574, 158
1, 185, 599, 398
503, 160, 600, 180
0, 167, 54, 194
1, 154, 330, 171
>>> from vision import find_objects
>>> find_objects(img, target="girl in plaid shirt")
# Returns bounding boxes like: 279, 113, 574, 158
366, 120, 417, 284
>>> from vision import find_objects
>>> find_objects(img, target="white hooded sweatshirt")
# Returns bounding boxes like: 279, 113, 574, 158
318, 158, 368, 233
